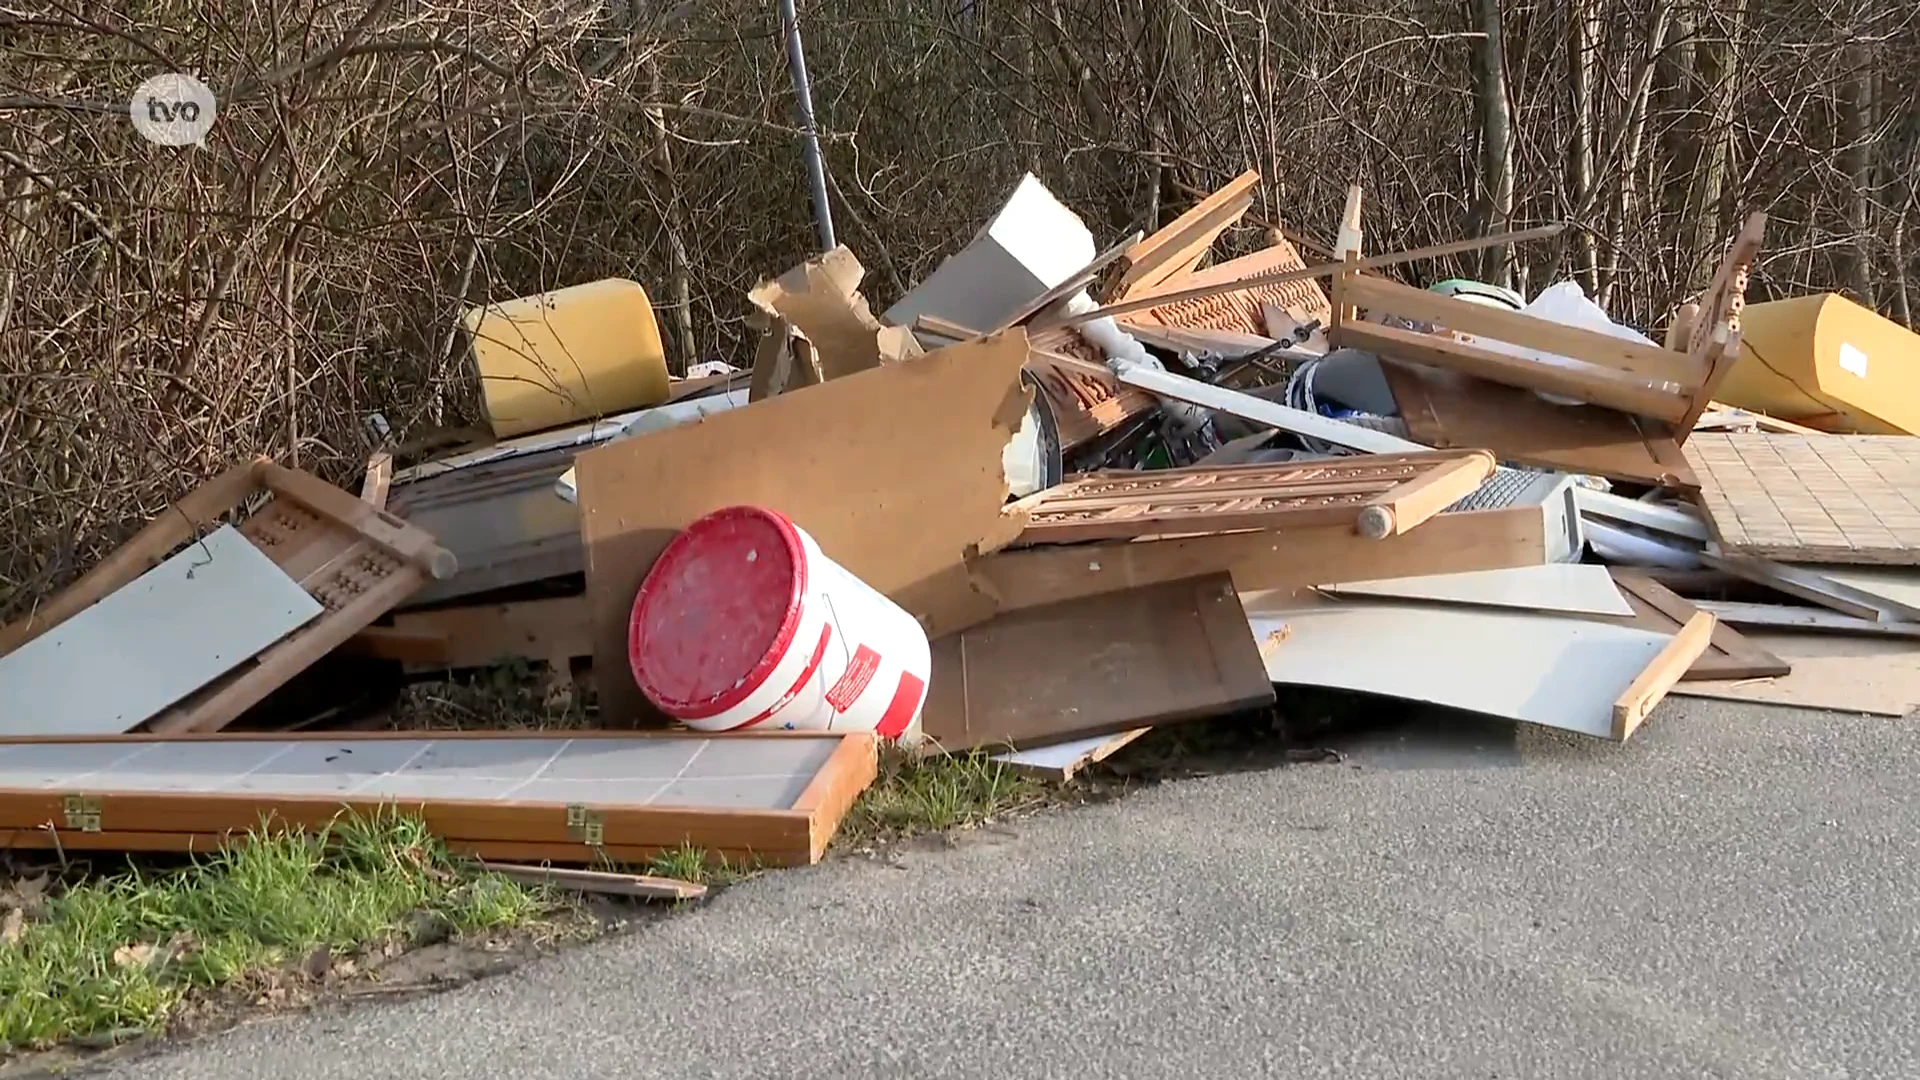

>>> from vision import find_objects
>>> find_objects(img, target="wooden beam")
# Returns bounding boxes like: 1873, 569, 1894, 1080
1050, 223, 1568, 330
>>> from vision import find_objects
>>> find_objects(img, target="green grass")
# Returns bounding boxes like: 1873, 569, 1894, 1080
842, 750, 1043, 844
0, 812, 550, 1052
642, 842, 752, 887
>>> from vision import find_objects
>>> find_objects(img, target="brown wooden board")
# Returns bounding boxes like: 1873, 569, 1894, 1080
1012, 451, 1495, 545
1686, 433, 1920, 564
575, 333, 1033, 725
349, 595, 591, 672
1115, 236, 1332, 333
962, 501, 1554, 634
1383, 360, 1697, 487
0, 730, 876, 867
0, 459, 453, 736
1606, 571, 1790, 680
920, 574, 1274, 752
1114, 169, 1260, 299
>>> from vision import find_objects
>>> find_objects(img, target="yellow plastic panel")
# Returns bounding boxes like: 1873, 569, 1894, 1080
1717, 293, 1920, 435
465, 278, 670, 438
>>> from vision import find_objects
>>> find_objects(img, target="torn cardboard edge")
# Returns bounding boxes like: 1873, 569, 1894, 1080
748, 246, 922, 386
576, 332, 1036, 725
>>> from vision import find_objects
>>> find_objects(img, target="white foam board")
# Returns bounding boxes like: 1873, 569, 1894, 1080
0, 526, 323, 736
1318, 565, 1635, 618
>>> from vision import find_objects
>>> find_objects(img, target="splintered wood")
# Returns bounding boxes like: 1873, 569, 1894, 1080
1012, 450, 1496, 545
1687, 434, 1920, 564
1122, 237, 1333, 335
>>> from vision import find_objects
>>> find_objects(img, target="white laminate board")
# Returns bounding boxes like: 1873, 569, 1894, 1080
1241, 591, 1674, 739
1113, 362, 1429, 454
1804, 566, 1920, 621
1671, 632, 1920, 717
1695, 601, 1920, 638
991, 728, 1150, 780
1317, 564, 1635, 617
0, 525, 323, 736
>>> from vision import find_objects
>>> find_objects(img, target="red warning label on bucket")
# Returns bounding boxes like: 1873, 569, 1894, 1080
824, 645, 881, 712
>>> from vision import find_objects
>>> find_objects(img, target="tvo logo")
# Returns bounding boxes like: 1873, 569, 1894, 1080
129, 73, 217, 147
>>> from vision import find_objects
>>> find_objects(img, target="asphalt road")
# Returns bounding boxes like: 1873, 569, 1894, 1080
102, 698, 1920, 1079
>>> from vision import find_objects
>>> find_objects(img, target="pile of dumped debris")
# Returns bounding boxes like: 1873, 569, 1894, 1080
5, 171, 1919, 870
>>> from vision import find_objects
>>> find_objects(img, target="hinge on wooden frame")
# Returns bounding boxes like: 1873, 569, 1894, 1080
62, 795, 102, 833
565, 805, 604, 847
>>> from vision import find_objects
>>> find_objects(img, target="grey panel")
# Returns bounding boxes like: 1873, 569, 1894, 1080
0, 735, 844, 809
0, 526, 322, 737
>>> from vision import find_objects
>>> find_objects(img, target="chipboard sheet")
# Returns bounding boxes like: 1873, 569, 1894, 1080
0, 526, 322, 737
1317, 564, 1635, 617
1242, 591, 1674, 739
1670, 633, 1920, 717
0, 734, 840, 809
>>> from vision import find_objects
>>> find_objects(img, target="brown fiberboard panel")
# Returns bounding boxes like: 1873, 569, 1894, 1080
920, 574, 1274, 752
1606, 571, 1790, 680
1384, 360, 1696, 487
576, 333, 1033, 725
1669, 632, 1920, 717
1686, 433, 1920, 564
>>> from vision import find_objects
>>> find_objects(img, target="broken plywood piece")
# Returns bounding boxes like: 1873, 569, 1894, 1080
349, 595, 590, 672
921, 574, 1273, 752
576, 333, 1035, 725
1318, 564, 1634, 618
1607, 571, 1791, 680
0, 526, 323, 737
1686, 434, 1920, 564
748, 247, 921, 382
1670, 633, 1920, 716
1382, 361, 1696, 487
481, 863, 706, 901
0, 731, 877, 867
1114, 169, 1260, 299
1242, 590, 1711, 740
990, 728, 1151, 783
1013, 451, 1495, 546
0, 459, 455, 736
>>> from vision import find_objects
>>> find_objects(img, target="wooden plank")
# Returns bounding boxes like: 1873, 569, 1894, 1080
1686, 434, 1920, 564
1013, 451, 1494, 546
360, 451, 393, 509
0, 526, 322, 737
1050, 224, 1567, 330
964, 502, 1553, 632
1675, 213, 1768, 436
481, 863, 706, 901
1114, 169, 1260, 298
1382, 360, 1696, 487
259, 461, 457, 580
1357, 451, 1497, 538
1341, 273, 1698, 387
1336, 320, 1691, 423
920, 575, 1273, 752
352, 596, 592, 671
1702, 551, 1913, 622
1670, 631, 1920, 717
1608, 571, 1791, 680
576, 334, 1034, 725
1611, 610, 1716, 739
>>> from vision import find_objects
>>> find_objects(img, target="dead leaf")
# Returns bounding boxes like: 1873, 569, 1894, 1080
112, 942, 158, 968
1, 907, 22, 946
333, 957, 358, 979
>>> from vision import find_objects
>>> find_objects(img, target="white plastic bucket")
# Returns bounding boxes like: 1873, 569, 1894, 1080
627, 505, 930, 743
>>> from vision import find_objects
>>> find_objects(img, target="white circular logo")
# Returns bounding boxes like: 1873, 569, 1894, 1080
129, 73, 217, 147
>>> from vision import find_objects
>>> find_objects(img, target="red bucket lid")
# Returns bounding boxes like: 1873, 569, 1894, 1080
628, 506, 808, 720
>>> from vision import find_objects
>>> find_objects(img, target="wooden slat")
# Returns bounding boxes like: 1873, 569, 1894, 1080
1612, 610, 1717, 739
1608, 571, 1790, 680
1114, 170, 1260, 298
1338, 320, 1691, 423
1341, 273, 1699, 387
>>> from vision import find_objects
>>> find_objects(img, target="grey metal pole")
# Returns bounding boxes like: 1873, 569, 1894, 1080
778, 0, 836, 252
